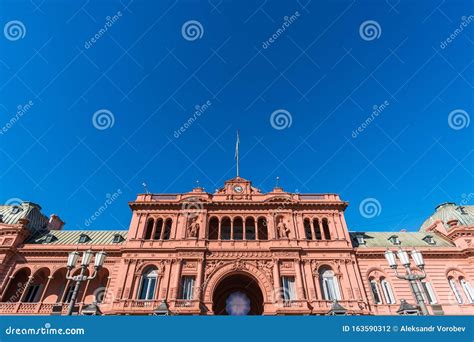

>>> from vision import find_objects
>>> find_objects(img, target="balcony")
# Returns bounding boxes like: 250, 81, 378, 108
0, 302, 85, 315
310, 300, 369, 315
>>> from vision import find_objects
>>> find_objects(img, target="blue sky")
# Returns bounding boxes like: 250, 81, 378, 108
0, 0, 472, 232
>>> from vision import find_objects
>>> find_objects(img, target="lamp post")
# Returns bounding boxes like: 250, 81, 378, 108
384, 249, 429, 316
65, 250, 107, 316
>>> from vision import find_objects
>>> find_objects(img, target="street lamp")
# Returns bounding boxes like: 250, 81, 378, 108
384, 249, 428, 315
65, 250, 107, 315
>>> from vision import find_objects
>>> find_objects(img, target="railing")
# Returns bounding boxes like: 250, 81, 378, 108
0, 302, 84, 315
174, 299, 198, 308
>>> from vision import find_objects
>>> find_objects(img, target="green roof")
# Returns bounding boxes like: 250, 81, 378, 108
26, 230, 127, 245
349, 231, 454, 248
420, 202, 474, 231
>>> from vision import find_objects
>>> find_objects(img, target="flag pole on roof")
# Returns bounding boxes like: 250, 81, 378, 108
235, 130, 240, 178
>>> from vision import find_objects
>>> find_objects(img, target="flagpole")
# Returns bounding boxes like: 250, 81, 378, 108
235, 130, 240, 178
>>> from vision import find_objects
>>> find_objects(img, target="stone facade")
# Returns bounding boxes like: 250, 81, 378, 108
0, 177, 473, 315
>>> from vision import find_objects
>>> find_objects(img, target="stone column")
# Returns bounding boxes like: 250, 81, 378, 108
272, 259, 281, 301
39, 276, 53, 302
294, 259, 305, 300
19, 276, 34, 302
195, 259, 204, 300
171, 260, 183, 299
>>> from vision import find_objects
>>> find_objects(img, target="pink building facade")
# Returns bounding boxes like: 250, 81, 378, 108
0, 177, 473, 315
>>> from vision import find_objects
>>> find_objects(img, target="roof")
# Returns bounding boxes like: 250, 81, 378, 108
0, 202, 49, 232
349, 231, 454, 248
26, 230, 127, 245
420, 202, 474, 231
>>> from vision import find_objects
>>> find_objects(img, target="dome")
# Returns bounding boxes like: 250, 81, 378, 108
420, 202, 474, 231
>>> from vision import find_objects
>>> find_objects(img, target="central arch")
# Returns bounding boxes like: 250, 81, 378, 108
212, 273, 264, 315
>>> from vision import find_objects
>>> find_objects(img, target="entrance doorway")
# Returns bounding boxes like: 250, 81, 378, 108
212, 273, 264, 315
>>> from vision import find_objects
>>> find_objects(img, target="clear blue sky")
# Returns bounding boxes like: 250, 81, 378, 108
1, 0, 472, 232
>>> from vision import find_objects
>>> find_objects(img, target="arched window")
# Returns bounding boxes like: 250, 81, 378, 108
233, 217, 243, 240
449, 277, 463, 304
303, 219, 312, 239
322, 218, 331, 240
369, 278, 382, 304
208, 217, 219, 240
380, 278, 396, 304
245, 217, 256, 240
460, 278, 474, 303
320, 267, 341, 301
313, 219, 322, 240
221, 217, 231, 240
153, 219, 163, 240
138, 268, 158, 300
144, 218, 154, 240
257, 217, 268, 240
163, 219, 172, 240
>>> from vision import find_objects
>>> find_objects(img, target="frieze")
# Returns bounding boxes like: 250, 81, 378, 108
206, 251, 272, 258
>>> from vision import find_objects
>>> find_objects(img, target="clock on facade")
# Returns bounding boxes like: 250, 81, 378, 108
233, 185, 243, 193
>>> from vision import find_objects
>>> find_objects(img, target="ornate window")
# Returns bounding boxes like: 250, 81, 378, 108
233, 217, 243, 240
320, 268, 341, 301
245, 217, 256, 240
180, 276, 195, 300
303, 219, 312, 239
144, 219, 154, 240
460, 278, 474, 303
313, 219, 322, 240
449, 277, 463, 304
208, 217, 219, 240
257, 217, 268, 240
322, 218, 331, 240
281, 276, 296, 301
221, 217, 231, 240
138, 268, 158, 300
153, 219, 163, 240
163, 219, 172, 240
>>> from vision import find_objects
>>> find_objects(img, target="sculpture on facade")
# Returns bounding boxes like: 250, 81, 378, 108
187, 216, 200, 238
276, 217, 290, 239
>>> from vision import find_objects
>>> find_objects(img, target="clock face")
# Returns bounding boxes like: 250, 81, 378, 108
233, 185, 243, 193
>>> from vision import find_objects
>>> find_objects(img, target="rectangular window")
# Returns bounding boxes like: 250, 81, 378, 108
180, 276, 195, 300
281, 276, 296, 301
24, 284, 41, 303
381, 280, 396, 304
421, 281, 437, 304
64, 285, 75, 303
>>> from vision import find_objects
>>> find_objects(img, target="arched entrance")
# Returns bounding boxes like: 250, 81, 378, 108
212, 273, 264, 315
